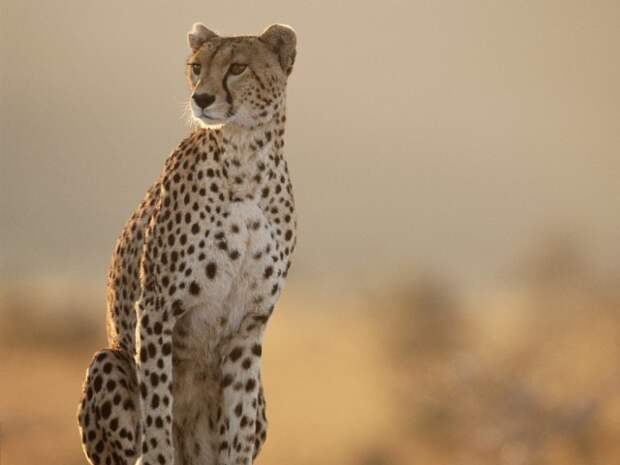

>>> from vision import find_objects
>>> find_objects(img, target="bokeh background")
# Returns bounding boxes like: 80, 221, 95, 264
1, 1, 619, 464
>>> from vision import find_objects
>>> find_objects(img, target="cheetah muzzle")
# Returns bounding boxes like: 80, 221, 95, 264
78, 23, 298, 465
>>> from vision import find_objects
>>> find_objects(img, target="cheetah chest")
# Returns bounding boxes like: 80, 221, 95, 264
172, 200, 283, 364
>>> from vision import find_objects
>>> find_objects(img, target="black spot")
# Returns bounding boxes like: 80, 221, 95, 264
206, 262, 217, 279
229, 347, 244, 362
189, 281, 201, 295
172, 299, 184, 316
242, 358, 252, 369
162, 342, 172, 356
109, 418, 119, 431
93, 375, 103, 392
245, 379, 256, 392
234, 403, 243, 417
251, 344, 262, 356
100, 401, 112, 419
221, 373, 234, 388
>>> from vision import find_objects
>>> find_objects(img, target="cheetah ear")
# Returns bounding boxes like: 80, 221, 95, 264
187, 23, 218, 51
259, 24, 297, 76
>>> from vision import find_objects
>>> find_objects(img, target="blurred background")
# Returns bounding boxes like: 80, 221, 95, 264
1, 1, 619, 464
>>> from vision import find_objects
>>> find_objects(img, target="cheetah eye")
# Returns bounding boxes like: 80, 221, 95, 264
229, 63, 247, 76
191, 63, 201, 75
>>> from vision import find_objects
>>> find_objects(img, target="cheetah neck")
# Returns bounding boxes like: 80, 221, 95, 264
216, 116, 287, 202
220, 115, 284, 158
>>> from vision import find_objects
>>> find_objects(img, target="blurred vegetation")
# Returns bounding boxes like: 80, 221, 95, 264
379, 238, 620, 465
1, 239, 619, 465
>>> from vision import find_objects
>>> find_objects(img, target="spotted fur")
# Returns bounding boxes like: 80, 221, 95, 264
78, 23, 297, 465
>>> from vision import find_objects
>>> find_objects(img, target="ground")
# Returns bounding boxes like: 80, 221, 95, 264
1, 291, 393, 465
2, 275, 620, 465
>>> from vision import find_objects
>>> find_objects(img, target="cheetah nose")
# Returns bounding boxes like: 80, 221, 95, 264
193, 93, 216, 110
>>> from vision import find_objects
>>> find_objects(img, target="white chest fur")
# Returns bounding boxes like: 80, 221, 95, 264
173, 200, 277, 362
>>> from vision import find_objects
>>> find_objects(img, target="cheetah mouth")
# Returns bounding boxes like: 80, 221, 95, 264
194, 112, 230, 126
190, 100, 232, 126
194, 106, 233, 123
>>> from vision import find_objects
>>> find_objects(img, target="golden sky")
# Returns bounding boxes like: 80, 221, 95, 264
1, 0, 619, 286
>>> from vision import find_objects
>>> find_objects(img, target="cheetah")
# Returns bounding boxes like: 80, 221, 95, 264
77, 23, 297, 465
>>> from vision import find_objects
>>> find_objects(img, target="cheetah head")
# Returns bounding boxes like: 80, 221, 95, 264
186, 23, 296, 129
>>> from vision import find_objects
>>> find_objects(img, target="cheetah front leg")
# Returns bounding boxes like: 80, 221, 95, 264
217, 312, 270, 465
134, 295, 183, 465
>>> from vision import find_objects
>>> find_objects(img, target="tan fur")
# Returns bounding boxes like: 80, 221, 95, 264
78, 24, 298, 465
186, 24, 296, 129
